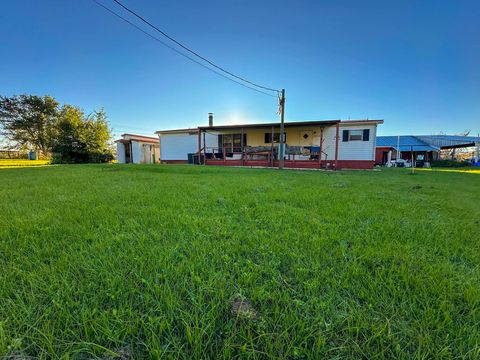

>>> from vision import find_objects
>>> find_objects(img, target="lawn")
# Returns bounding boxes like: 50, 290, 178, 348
0, 159, 51, 168
0, 165, 479, 359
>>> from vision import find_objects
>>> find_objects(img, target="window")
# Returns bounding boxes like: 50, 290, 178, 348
218, 134, 247, 152
264, 132, 286, 143
342, 129, 370, 142
349, 130, 363, 141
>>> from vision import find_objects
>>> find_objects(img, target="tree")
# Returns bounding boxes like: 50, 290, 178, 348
1, 94, 113, 163
80, 108, 114, 162
51, 105, 86, 163
0, 95, 59, 155
51, 105, 114, 163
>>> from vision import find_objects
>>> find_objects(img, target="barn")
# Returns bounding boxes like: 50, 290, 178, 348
156, 118, 383, 169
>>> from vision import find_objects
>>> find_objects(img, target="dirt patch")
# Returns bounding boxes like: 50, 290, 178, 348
231, 296, 259, 320
103, 346, 132, 360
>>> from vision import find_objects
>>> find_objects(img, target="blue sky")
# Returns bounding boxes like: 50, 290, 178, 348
1, 0, 479, 138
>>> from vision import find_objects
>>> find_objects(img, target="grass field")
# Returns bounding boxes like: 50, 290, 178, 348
0, 159, 51, 168
1, 165, 479, 359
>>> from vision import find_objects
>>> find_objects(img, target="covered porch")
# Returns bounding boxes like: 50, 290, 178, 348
196, 120, 341, 169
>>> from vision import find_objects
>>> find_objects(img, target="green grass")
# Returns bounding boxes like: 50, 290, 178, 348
0, 159, 51, 168
1, 165, 479, 359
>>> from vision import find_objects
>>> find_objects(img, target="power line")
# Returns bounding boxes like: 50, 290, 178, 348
110, 0, 279, 94
92, 0, 277, 98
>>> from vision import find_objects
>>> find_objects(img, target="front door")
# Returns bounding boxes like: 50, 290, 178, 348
382, 151, 389, 165
299, 130, 313, 146
125, 142, 131, 163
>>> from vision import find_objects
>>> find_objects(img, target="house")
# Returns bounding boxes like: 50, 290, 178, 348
156, 117, 383, 169
376, 135, 480, 166
115, 134, 160, 164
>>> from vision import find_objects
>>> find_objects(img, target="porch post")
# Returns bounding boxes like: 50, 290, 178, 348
334, 123, 339, 169
197, 128, 201, 165
271, 126, 275, 167
203, 131, 206, 166
241, 127, 244, 166
319, 127, 323, 168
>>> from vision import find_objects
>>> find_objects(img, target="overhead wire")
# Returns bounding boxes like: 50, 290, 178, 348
92, 0, 277, 98
111, 0, 280, 94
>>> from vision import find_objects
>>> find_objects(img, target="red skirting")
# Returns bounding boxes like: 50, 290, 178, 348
161, 160, 189, 164
335, 160, 375, 169
204, 159, 375, 169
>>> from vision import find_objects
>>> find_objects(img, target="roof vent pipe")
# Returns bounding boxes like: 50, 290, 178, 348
208, 113, 214, 127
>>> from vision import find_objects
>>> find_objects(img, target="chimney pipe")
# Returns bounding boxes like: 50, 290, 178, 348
208, 112, 213, 127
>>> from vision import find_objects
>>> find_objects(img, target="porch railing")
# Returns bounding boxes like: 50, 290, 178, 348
198, 146, 329, 168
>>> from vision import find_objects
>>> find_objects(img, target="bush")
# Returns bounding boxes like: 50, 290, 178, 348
88, 151, 115, 163
52, 150, 114, 164
431, 159, 472, 168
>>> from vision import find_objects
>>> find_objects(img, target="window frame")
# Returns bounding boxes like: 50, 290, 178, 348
348, 129, 363, 141
264, 132, 286, 144
219, 133, 247, 152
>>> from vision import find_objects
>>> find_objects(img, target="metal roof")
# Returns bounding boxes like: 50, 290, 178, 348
156, 119, 382, 133
416, 135, 480, 149
155, 128, 198, 135
376, 136, 439, 152
377, 135, 480, 151
397, 145, 439, 152
198, 120, 341, 131
115, 133, 159, 143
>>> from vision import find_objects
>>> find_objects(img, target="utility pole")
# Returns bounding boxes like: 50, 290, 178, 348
279, 88, 286, 169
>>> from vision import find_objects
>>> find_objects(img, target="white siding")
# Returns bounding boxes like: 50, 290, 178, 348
308, 124, 377, 162
116, 142, 126, 163
131, 141, 142, 164
338, 124, 377, 161
130, 141, 158, 163
160, 132, 217, 160
160, 133, 197, 160
319, 126, 337, 162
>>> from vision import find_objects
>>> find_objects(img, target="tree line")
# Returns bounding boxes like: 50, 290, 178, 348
0, 95, 114, 163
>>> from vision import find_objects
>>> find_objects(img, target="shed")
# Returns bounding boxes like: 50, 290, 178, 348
115, 134, 160, 164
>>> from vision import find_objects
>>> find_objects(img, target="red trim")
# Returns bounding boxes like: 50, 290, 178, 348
334, 123, 339, 169
203, 131, 206, 164
319, 127, 323, 167
205, 159, 375, 169
336, 160, 375, 169
197, 128, 201, 164
375, 147, 392, 164
339, 120, 384, 124
120, 133, 158, 143
162, 160, 189, 164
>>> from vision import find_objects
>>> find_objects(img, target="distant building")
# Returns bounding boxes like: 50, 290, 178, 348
375, 136, 439, 165
375, 135, 480, 165
156, 117, 384, 169
115, 134, 159, 164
